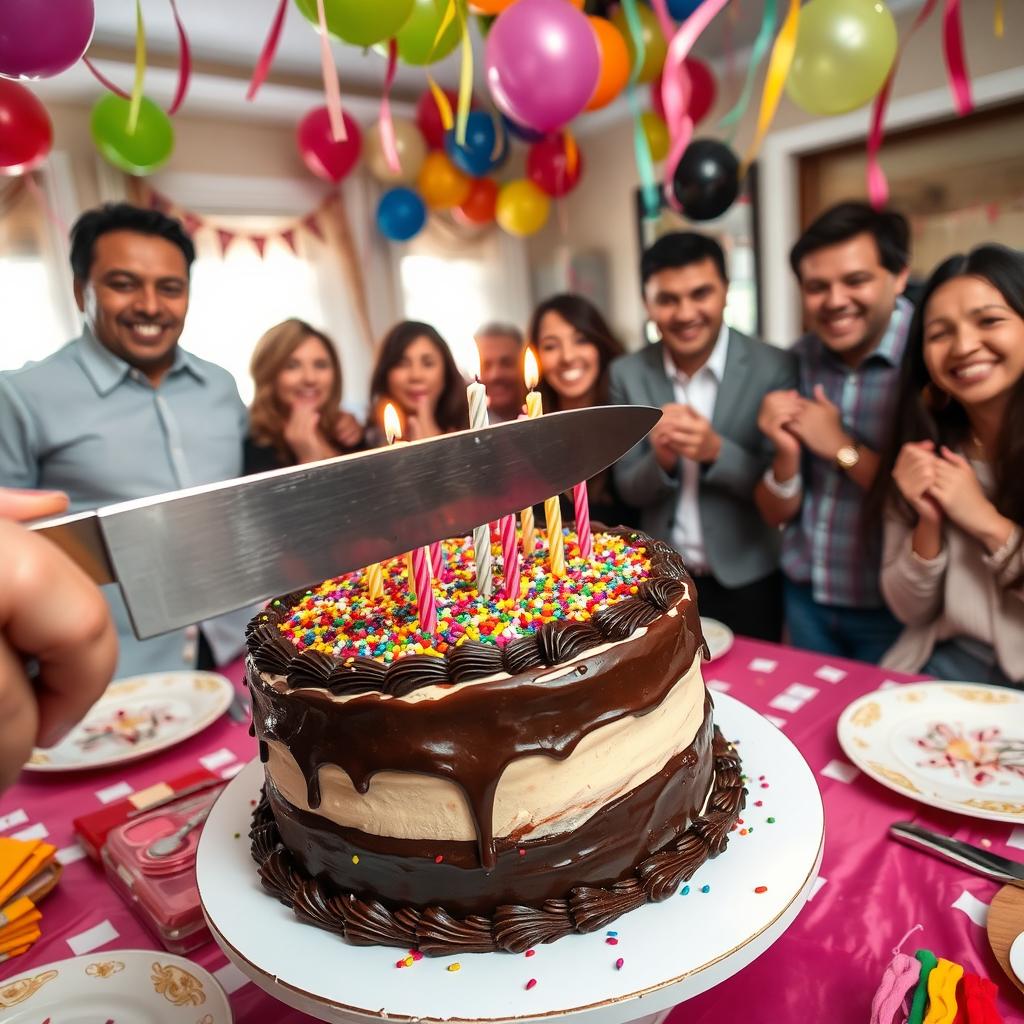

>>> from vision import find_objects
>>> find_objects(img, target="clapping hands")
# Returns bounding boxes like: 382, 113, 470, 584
651, 403, 722, 471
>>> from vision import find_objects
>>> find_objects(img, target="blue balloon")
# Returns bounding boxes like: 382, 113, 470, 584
668, 0, 703, 18
444, 110, 498, 177
376, 187, 426, 242
501, 113, 545, 144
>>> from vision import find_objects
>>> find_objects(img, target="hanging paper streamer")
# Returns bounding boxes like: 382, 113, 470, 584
995, 0, 1004, 36
166, 0, 191, 114
316, 0, 347, 142
426, 1, 457, 141
127, 0, 147, 134
247, 0, 288, 101
658, 0, 729, 211
719, 0, 775, 136
943, 0, 973, 116
621, 0, 660, 219
866, 0, 939, 208
740, 0, 800, 177
426, 0, 470, 146
379, 39, 401, 174
649, 0, 675, 42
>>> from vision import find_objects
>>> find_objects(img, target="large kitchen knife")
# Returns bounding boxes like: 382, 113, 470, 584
27, 405, 659, 639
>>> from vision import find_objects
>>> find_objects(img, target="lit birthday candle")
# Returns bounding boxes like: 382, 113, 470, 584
519, 348, 541, 558
523, 349, 565, 576
466, 345, 494, 597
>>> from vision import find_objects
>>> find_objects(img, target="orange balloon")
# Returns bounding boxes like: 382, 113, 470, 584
417, 151, 472, 209
469, 0, 516, 13
456, 177, 499, 225
585, 16, 631, 112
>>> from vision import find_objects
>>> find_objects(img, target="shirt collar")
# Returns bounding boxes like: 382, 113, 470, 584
662, 321, 730, 385
805, 295, 913, 371
74, 328, 205, 396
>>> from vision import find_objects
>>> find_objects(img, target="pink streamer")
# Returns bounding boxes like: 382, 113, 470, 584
573, 482, 593, 561
316, 0, 346, 142
247, 0, 288, 101
649, 0, 676, 42
379, 39, 400, 175
660, 0, 730, 211
499, 515, 520, 601
866, 0, 939, 208
82, 57, 130, 99
24, 175, 69, 237
943, 0, 973, 115
411, 547, 437, 633
166, 0, 191, 114
429, 541, 443, 579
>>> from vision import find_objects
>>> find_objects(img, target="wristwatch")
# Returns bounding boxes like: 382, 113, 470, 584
836, 442, 860, 471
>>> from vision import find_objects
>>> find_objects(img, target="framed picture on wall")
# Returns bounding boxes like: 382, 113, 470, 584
634, 163, 762, 340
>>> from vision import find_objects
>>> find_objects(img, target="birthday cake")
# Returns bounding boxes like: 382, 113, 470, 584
245, 527, 745, 955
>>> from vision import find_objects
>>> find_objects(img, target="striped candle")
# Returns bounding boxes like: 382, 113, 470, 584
520, 360, 543, 558
364, 561, 384, 599
499, 514, 520, 600
410, 545, 436, 633
467, 372, 493, 597
573, 481, 593, 560
544, 493, 565, 577
429, 541, 443, 578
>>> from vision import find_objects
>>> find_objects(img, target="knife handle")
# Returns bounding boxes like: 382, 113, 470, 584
890, 821, 1023, 886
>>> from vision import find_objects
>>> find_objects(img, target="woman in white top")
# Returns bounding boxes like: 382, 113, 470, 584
866, 244, 1024, 685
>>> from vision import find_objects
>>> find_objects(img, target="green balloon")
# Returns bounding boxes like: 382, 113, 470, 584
90, 94, 174, 176
786, 0, 898, 117
610, 5, 666, 86
396, 0, 460, 65
295, 0, 416, 48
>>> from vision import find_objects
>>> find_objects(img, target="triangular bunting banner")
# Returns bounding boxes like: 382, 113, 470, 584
251, 235, 268, 258
216, 228, 236, 257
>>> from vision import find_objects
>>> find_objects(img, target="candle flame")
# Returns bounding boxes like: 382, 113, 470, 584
524, 347, 539, 391
384, 402, 402, 444
466, 340, 481, 382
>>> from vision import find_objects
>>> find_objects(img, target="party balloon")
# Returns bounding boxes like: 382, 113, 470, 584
485, 0, 600, 134
377, 187, 427, 241
90, 94, 174, 176
297, 107, 362, 183
294, 0, 415, 47
365, 118, 427, 185
501, 113, 545, 143
651, 57, 717, 126
496, 179, 550, 237
610, 5, 666, 85
585, 17, 630, 112
415, 88, 460, 150
0, 0, 95, 81
786, 0, 898, 116
526, 135, 584, 198
641, 111, 669, 162
456, 177, 499, 225
671, 138, 739, 221
392, 0, 460, 65
0, 81, 52, 175
417, 151, 471, 209
470, 0, 516, 12
444, 110, 499, 178
667, 0, 704, 18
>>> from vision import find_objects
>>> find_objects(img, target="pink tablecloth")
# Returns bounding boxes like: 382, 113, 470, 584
2, 639, 1022, 1022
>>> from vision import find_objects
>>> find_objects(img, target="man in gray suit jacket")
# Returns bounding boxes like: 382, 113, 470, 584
610, 232, 797, 640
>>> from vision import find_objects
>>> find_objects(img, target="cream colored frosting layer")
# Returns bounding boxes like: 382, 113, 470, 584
265, 650, 707, 843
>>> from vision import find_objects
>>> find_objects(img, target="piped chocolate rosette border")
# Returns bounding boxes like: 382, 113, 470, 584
248, 733, 744, 956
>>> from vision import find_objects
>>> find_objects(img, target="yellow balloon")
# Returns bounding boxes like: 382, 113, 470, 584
610, 5, 666, 85
640, 111, 669, 163
496, 180, 550, 237
366, 118, 427, 185
417, 151, 472, 209
786, 0, 898, 116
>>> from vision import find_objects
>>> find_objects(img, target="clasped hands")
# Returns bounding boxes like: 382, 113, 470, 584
758, 385, 850, 462
651, 403, 722, 472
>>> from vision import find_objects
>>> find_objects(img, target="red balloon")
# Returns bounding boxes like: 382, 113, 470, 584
297, 107, 362, 183
526, 135, 584, 198
651, 57, 717, 127
415, 88, 460, 150
455, 177, 498, 225
0, 80, 52, 175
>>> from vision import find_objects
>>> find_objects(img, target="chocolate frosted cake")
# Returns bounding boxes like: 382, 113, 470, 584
245, 528, 745, 955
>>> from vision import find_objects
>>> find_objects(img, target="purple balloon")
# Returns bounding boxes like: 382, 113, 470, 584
0, 0, 95, 81
485, 0, 600, 135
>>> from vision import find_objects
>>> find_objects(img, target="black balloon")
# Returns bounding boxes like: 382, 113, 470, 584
671, 138, 740, 222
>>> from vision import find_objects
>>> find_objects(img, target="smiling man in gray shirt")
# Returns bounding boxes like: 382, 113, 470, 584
0, 203, 249, 678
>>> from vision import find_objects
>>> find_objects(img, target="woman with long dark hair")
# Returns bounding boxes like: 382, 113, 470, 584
865, 244, 1024, 685
368, 321, 469, 443
528, 293, 635, 528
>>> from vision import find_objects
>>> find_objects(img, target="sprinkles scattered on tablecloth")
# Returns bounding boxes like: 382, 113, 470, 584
615, 957, 625, 970
525, 978, 537, 990
276, 531, 652, 662
754, 886, 768, 894
700, 884, 711, 894
680, 885, 690, 895
447, 963, 461, 972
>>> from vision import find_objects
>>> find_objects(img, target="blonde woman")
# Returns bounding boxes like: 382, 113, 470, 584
246, 318, 363, 473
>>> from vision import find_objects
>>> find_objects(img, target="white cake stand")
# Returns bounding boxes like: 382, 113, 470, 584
197, 693, 824, 1024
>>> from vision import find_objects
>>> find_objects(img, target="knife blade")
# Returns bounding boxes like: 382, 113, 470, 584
890, 821, 1024, 887
28, 405, 659, 640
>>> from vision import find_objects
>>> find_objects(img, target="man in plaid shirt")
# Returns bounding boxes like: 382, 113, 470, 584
755, 202, 912, 661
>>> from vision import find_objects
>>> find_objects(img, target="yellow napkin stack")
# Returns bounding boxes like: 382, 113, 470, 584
0, 837, 62, 963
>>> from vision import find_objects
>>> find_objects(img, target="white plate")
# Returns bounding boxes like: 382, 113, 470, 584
0, 949, 232, 1021
700, 617, 734, 661
26, 672, 235, 773
837, 681, 1024, 823
197, 693, 824, 1024
1010, 930, 1024, 984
